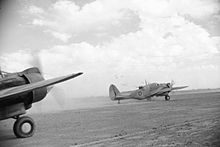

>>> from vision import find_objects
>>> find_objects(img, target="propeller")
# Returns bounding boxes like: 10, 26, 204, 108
145, 80, 150, 86
48, 86, 66, 108
167, 80, 175, 88
170, 80, 175, 87
29, 51, 66, 110
30, 51, 43, 74
135, 80, 149, 89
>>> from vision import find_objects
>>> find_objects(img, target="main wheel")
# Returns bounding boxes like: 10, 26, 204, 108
13, 116, 36, 138
165, 95, 170, 101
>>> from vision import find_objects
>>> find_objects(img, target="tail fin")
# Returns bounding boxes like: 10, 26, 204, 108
109, 84, 120, 101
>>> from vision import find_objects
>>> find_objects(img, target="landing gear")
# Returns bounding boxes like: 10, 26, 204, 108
13, 116, 36, 138
165, 95, 170, 101
118, 100, 120, 104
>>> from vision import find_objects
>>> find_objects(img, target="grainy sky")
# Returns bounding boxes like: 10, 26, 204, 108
0, 0, 220, 98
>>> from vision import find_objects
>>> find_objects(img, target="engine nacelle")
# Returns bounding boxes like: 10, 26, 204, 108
23, 73, 47, 104
0, 68, 48, 109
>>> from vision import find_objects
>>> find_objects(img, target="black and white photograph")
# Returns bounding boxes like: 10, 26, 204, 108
0, 0, 220, 146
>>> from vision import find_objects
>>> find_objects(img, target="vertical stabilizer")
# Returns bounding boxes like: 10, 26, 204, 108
109, 84, 120, 100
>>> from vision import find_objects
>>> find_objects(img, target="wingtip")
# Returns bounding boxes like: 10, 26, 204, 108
74, 72, 83, 77
171, 85, 188, 90
76, 72, 83, 75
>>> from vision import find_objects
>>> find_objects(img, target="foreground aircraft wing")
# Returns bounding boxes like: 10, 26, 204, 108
172, 86, 188, 90
0, 72, 83, 100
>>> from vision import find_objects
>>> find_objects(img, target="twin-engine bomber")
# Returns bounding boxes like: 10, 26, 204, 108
109, 81, 187, 104
0, 67, 82, 138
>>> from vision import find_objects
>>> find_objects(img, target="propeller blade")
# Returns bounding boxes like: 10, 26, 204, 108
29, 51, 43, 74
171, 80, 175, 87
49, 86, 66, 108
145, 80, 147, 86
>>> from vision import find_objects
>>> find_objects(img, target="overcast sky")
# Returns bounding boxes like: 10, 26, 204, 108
0, 0, 220, 98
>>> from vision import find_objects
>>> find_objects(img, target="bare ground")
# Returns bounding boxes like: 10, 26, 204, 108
0, 92, 220, 147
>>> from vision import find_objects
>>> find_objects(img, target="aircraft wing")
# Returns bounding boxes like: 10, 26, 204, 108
172, 86, 188, 90
154, 86, 188, 94
149, 87, 164, 96
0, 72, 83, 100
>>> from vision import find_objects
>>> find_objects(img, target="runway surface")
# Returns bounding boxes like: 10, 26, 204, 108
0, 91, 220, 147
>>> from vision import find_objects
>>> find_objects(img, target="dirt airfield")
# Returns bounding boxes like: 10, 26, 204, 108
0, 90, 220, 147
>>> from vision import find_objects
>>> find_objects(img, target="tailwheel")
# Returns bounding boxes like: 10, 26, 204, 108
165, 95, 170, 101
13, 116, 36, 138
118, 100, 120, 104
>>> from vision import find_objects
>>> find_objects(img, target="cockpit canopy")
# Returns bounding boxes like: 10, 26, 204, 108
138, 86, 144, 89
151, 83, 159, 86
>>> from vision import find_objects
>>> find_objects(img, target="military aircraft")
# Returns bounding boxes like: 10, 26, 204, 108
109, 81, 187, 104
0, 67, 82, 138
